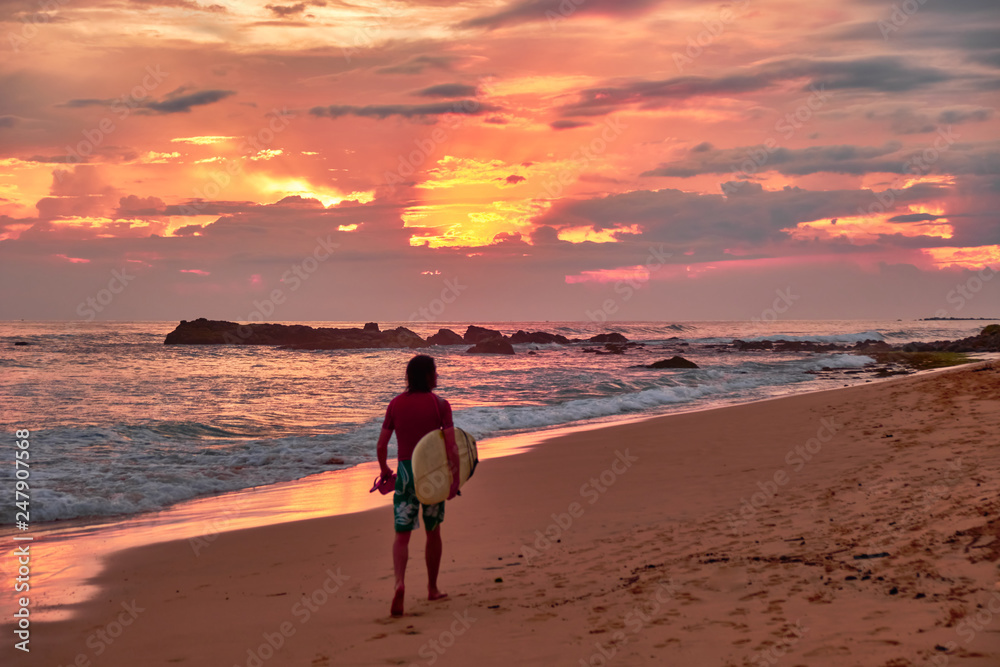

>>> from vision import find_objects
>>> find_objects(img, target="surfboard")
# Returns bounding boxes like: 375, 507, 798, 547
412, 427, 478, 505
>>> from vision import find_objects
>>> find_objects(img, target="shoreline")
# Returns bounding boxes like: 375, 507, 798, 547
2, 361, 995, 621
6, 361, 1000, 665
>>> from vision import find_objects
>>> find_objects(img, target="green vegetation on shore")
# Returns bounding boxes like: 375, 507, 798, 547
868, 351, 973, 370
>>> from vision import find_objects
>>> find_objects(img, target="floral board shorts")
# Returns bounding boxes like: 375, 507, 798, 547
394, 459, 445, 533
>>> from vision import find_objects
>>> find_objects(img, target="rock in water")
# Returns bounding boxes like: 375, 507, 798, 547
647, 356, 699, 369
588, 332, 628, 343
466, 338, 515, 355
464, 325, 506, 343
428, 329, 464, 345
163, 318, 427, 349
509, 330, 570, 345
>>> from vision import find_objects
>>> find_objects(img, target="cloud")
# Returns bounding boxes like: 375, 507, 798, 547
60, 88, 236, 115
265, 3, 307, 17
129, 0, 227, 12
459, 0, 662, 30
309, 100, 497, 120
412, 83, 479, 98
550, 119, 591, 130
641, 140, 1000, 178
888, 213, 943, 222
145, 89, 236, 114
505, 174, 526, 185
0, 115, 16, 128
559, 56, 957, 117
376, 55, 458, 75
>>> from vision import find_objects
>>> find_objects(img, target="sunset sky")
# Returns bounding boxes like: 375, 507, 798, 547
1, 0, 998, 321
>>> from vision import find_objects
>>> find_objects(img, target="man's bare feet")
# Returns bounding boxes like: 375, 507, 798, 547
391, 586, 405, 617
428, 589, 448, 601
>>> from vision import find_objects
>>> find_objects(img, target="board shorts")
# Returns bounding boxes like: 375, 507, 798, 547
394, 459, 444, 533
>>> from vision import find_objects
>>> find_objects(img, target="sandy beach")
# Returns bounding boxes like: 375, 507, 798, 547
9, 362, 1000, 667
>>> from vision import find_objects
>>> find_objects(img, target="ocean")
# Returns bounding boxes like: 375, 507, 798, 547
0, 319, 988, 526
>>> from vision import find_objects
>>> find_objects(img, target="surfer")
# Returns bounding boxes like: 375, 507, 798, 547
376, 354, 460, 617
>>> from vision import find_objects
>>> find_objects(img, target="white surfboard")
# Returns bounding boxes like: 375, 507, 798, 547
412, 427, 478, 505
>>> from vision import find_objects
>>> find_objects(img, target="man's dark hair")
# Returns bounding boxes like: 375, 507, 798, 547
406, 355, 436, 393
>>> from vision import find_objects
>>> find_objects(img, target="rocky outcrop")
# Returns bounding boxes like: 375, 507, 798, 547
509, 330, 571, 345
588, 332, 628, 343
899, 324, 1000, 353
163, 318, 427, 349
646, 356, 699, 369
428, 329, 465, 345
464, 325, 505, 344
467, 338, 515, 355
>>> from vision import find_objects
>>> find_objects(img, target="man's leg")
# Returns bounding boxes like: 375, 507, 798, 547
425, 525, 447, 600
392, 530, 411, 616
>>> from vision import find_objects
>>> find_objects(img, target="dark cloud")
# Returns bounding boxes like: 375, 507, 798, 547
459, 0, 662, 30
641, 140, 1000, 178
560, 57, 957, 117
412, 83, 479, 98
163, 200, 260, 216
938, 107, 994, 124
309, 100, 498, 120
265, 3, 307, 17
117, 195, 168, 216
145, 89, 236, 114
60, 88, 236, 115
505, 174, 526, 184
691, 141, 713, 152
537, 182, 951, 250
550, 119, 591, 130
376, 55, 458, 75
888, 213, 942, 222
0, 115, 16, 127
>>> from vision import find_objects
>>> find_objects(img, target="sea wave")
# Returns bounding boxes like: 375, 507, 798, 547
4, 352, 877, 523
740, 330, 885, 344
